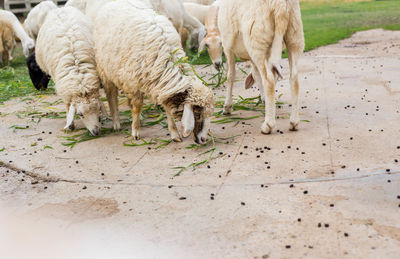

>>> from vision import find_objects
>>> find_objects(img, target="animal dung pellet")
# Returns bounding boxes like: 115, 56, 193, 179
303, 190, 308, 194
82, 186, 87, 190
289, 184, 294, 188
324, 223, 329, 228
241, 202, 246, 206
75, 160, 79, 164
386, 169, 390, 172
179, 197, 187, 200
297, 218, 301, 222
330, 204, 334, 207
344, 233, 349, 237
318, 223, 322, 228
168, 185, 173, 188
285, 245, 291, 249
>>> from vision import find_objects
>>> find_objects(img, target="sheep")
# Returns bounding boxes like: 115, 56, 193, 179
94, 0, 214, 144
218, 0, 304, 134
198, 1, 222, 70
24, 1, 58, 41
35, 6, 102, 136
0, 10, 35, 57
0, 20, 14, 67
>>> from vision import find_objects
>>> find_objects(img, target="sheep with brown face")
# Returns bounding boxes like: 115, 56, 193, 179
94, 0, 214, 144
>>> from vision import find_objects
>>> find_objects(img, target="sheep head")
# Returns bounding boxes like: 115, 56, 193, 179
166, 81, 214, 144
65, 96, 102, 136
199, 32, 223, 71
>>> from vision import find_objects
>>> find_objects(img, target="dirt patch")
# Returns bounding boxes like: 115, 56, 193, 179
27, 196, 119, 222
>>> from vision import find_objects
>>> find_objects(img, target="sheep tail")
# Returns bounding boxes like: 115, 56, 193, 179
268, 1, 289, 79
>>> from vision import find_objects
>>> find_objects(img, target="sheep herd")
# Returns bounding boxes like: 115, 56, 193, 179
0, 0, 304, 145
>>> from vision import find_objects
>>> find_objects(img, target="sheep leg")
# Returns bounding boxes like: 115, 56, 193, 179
129, 95, 143, 140
164, 106, 181, 142
104, 84, 120, 131
223, 50, 236, 115
65, 103, 75, 131
250, 53, 276, 134
288, 47, 301, 131
4, 49, 10, 67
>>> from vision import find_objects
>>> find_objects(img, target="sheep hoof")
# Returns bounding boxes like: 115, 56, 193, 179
261, 122, 274, 135
172, 136, 182, 142
132, 130, 140, 140
113, 122, 121, 131
223, 105, 232, 115
289, 122, 299, 131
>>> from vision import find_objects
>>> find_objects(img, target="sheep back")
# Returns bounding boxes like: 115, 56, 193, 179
36, 6, 99, 102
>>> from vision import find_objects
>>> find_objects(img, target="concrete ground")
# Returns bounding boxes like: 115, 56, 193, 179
0, 29, 399, 258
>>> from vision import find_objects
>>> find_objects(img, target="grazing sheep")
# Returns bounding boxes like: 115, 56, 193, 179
0, 10, 35, 57
0, 20, 14, 67
94, 0, 214, 144
35, 6, 102, 136
24, 0, 58, 41
218, 0, 304, 134
198, 2, 222, 70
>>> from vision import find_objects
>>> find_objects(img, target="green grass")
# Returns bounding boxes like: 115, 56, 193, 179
0, 47, 54, 104
301, 0, 400, 52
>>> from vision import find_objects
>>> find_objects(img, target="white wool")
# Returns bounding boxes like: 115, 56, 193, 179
24, 1, 57, 41
0, 10, 34, 57
35, 6, 100, 104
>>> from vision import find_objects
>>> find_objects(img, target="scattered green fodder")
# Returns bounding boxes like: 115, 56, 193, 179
173, 134, 238, 176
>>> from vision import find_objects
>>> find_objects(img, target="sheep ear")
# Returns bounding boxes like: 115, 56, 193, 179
245, 73, 255, 89
181, 103, 195, 138
198, 39, 206, 53
64, 104, 76, 130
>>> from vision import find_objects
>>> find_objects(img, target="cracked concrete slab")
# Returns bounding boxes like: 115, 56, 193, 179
1, 29, 400, 258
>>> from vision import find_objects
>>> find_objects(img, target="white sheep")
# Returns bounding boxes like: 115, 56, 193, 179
198, 1, 222, 70
24, 0, 58, 41
94, 0, 214, 144
218, 0, 304, 134
0, 10, 34, 57
0, 20, 14, 66
35, 6, 102, 136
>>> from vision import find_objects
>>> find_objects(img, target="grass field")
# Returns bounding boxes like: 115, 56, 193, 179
1, 0, 400, 103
